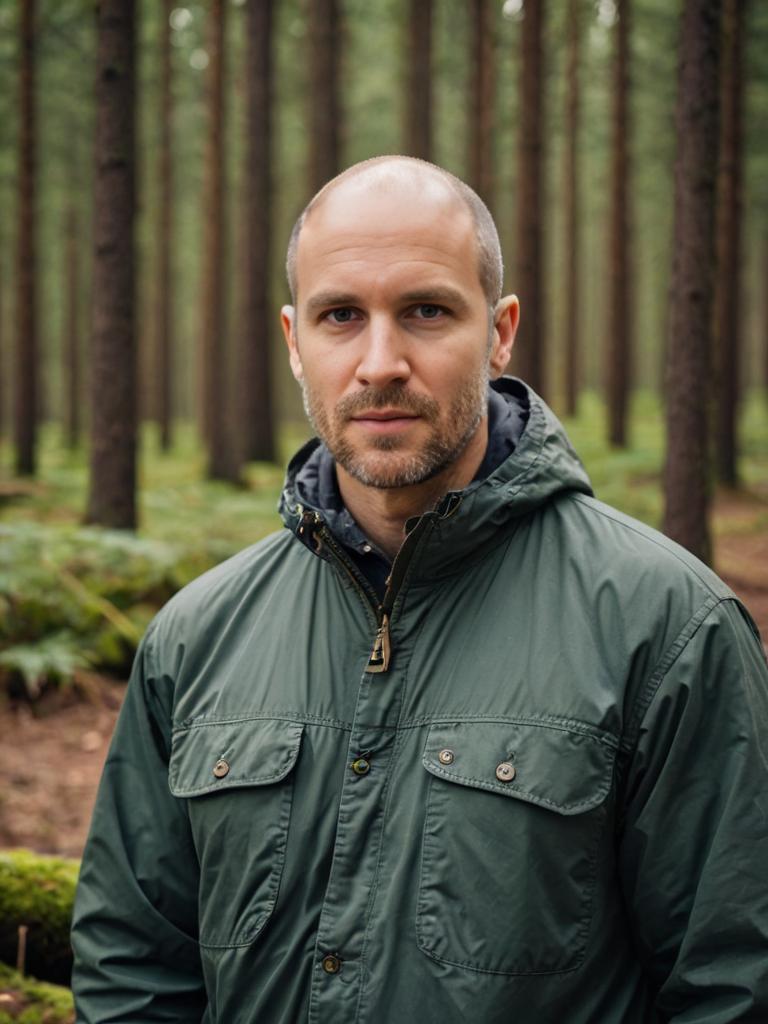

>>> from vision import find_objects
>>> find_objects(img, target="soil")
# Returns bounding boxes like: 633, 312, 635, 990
1, 499, 767, 860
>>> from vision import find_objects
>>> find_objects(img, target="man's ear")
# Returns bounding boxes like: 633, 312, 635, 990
489, 295, 520, 378
281, 305, 303, 381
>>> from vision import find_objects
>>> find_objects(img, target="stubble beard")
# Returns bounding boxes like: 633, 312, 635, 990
300, 367, 490, 490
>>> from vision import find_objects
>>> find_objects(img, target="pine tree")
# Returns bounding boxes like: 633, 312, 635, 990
662, 0, 721, 563
562, 0, 582, 417
404, 0, 433, 161
15, 0, 38, 476
240, 0, 276, 463
606, 0, 632, 447
85, 0, 137, 528
513, 0, 546, 395
308, 0, 341, 193
713, 0, 746, 485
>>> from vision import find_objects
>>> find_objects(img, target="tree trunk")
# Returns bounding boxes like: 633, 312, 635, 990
308, 0, 341, 194
404, 0, 433, 161
15, 0, 37, 476
200, 0, 239, 482
155, 0, 174, 452
764, 231, 768, 397
513, 0, 546, 395
84, 0, 137, 528
713, 0, 745, 486
0, 251, 4, 445
467, 0, 495, 211
63, 204, 81, 449
662, 0, 721, 565
562, 0, 581, 417
606, 0, 632, 447
240, 0, 276, 464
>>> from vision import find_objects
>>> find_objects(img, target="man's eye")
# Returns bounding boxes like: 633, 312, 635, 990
326, 308, 358, 324
413, 304, 444, 320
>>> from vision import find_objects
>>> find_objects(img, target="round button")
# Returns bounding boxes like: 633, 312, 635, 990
495, 761, 516, 783
438, 749, 454, 765
362, 544, 372, 553
213, 759, 230, 778
351, 757, 371, 776
322, 953, 342, 975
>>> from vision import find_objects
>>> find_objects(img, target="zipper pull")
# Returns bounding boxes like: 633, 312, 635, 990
366, 613, 391, 674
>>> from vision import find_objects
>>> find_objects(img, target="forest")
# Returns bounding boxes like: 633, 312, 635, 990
0, 0, 767, 1018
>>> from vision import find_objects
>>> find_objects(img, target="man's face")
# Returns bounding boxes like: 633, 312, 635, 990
282, 179, 514, 490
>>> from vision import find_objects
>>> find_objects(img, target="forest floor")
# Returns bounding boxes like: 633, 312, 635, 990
1, 487, 766, 861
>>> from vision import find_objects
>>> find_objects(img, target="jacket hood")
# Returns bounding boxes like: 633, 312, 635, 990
279, 377, 593, 579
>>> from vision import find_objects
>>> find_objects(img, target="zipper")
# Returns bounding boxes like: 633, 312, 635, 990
295, 504, 434, 676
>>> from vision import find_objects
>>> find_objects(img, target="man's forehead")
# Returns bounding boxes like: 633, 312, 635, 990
297, 177, 474, 274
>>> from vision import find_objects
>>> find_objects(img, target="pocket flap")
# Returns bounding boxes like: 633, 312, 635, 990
169, 718, 304, 798
422, 720, 615, 815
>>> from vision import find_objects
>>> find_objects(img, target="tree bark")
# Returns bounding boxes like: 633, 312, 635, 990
562, 0, 581, 417
84, 0, 137, 528
606, 0, 632, 447
713, 0, 745, 486
513, 0, 546, 395
200, 0, 239, 482
662, 0, 721, 564
467, 0, 495, 211
404, 0, 433, 161
308, 0, 341, 194
63, 204, 81, 449
240, 0, 276, 463
0, 251, 4, 445
153, 0, 174, 452
15, 0, 37, 476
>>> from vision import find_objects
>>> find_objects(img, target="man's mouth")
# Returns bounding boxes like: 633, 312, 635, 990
349, 410, 420, 432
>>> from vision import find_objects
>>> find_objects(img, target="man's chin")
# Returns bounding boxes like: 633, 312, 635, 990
335, 448, 453, 490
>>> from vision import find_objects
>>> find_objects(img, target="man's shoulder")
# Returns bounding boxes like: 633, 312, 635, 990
557, 489, 737, 602
148, 527, 303, 642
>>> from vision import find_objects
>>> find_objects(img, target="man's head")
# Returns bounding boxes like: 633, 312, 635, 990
281, 156, 519, 491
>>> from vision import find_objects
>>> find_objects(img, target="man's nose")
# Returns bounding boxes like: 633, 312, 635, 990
354, 316, 411, 388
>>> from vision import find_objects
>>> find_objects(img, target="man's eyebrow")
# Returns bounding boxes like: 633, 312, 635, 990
398, 287, 471, 312
305, 291, 362, 317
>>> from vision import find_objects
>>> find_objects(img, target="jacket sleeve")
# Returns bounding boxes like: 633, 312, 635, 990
71, 621, 207, 1022
618, 597, 768, 1022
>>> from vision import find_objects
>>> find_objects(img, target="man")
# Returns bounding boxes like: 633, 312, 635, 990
72, 157, 768, 1022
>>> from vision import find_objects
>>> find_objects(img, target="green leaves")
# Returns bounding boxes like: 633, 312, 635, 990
0, 523, 202, 697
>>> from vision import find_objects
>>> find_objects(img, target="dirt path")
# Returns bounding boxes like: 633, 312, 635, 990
1, 510, 766, 860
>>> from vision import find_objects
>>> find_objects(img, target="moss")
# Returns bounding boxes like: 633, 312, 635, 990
0, 851, 78, 986
0, 963, 73, 1023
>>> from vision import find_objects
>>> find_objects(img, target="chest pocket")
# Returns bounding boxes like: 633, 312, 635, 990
169, 717, 303, 949
417, 719, 616, 976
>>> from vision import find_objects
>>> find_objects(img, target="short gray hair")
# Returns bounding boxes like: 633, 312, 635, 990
285, 156, 503, 307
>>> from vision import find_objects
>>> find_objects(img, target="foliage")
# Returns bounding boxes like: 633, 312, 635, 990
0, 963, 73, 1024
0, 851, 78, 988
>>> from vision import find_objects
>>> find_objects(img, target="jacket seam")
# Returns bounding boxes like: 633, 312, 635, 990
619, 595, 726, 757
172, 711, 352, 733
399, 713, 619, 745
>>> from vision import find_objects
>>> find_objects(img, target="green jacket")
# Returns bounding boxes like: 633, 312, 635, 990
72, 380, 768, 1023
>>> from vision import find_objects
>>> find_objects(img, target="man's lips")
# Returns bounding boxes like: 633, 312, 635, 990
350, 409, 419, 421
348, 410, 421, 432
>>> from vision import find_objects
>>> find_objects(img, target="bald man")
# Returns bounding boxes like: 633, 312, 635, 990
72, 158, 768, 1023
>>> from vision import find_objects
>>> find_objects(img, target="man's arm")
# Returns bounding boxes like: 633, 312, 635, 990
619, 598, 768, 1022
71, 622, 207, 1022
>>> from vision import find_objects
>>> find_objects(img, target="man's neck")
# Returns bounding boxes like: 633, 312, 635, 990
336, 418, 489, 560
